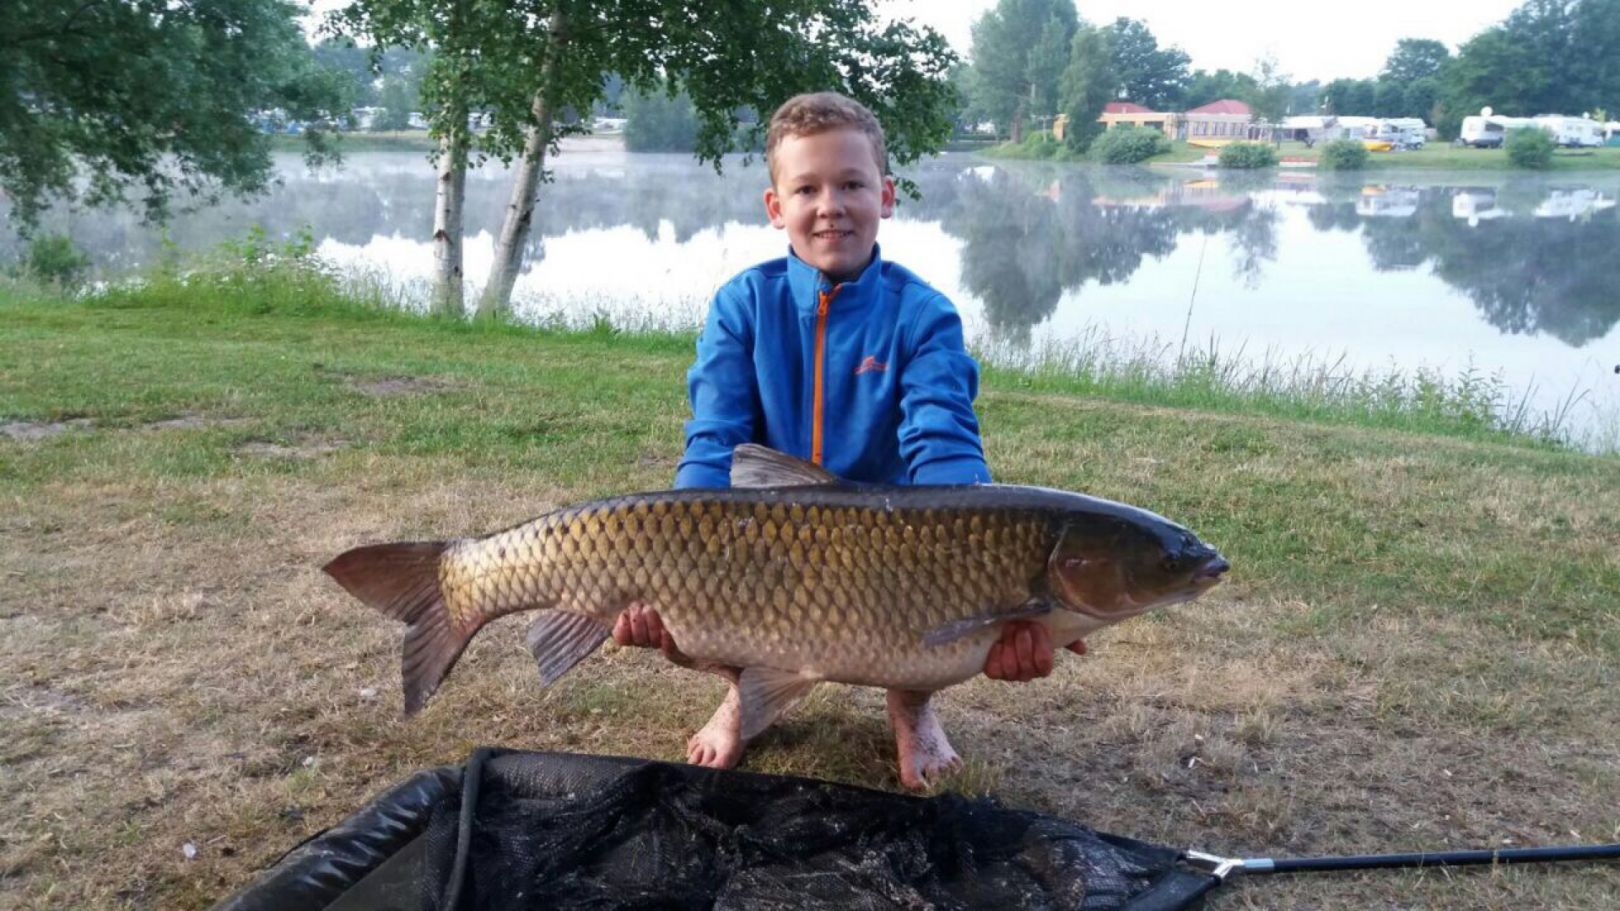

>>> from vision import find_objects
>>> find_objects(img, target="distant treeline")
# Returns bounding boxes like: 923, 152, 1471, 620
957, 0, 1620, 145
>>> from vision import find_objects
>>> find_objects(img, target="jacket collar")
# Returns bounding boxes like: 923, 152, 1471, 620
786, 244, 883, 316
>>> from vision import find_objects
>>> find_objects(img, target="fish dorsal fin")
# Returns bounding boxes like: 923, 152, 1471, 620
730, 444, 843, 489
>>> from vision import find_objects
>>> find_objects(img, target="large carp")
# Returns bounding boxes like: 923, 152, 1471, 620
326, 445, 1227, 783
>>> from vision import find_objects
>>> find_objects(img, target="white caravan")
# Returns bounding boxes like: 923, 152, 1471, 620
1531, 116, 1605, 148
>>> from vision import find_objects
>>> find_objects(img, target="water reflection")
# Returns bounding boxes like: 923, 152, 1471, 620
5, 152, 1618, 442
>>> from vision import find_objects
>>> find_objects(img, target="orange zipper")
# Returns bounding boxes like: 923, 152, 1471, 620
811, 285, 841, 466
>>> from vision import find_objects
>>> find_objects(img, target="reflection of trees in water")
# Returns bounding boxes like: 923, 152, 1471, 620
1348, 186, 1620, 346
935, 165, 1270, 341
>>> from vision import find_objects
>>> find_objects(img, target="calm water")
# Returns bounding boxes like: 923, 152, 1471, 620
11, 146, 1620, 447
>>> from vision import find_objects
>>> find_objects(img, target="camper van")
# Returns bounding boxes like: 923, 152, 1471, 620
1531, 116, 1605, 148
1458, 115, 1522, 148
1369, 119, 1427, 150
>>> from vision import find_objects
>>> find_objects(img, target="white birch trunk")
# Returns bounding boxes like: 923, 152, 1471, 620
431, 130, 468, 316
477, 11, 566, 318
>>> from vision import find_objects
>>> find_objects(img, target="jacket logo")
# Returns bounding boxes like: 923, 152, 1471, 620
854, 355, 888, 376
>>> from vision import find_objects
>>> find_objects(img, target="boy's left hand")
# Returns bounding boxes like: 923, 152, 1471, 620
983, 621, 1087, 682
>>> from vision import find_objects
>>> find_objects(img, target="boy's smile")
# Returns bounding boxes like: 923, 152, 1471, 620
764, 128, 896, 283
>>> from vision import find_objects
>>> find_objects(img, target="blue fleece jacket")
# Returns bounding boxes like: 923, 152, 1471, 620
675, 245, 991, 489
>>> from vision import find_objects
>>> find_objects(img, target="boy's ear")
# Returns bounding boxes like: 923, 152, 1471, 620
880, 175, 896, 218
763, 186, 786, 229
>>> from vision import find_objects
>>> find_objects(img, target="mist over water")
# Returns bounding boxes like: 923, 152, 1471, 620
9, 147, 1618, 448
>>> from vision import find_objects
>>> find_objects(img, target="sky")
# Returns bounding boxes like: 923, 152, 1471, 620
883, 0, 1527, 84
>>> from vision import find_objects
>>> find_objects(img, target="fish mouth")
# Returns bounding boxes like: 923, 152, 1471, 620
1191, 555, 1230, 589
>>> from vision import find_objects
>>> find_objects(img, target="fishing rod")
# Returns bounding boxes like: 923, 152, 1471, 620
1183, 842, 1620, 880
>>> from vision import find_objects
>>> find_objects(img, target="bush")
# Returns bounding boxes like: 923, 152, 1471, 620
1090, 125, 1170, 164
1318, 138, 1368, 171
623, 88, 699, 152
12, 234, 91, 288
1017, 129, 1063, 159
1506, 127, 1554, 169
1217, 141, 1279, 169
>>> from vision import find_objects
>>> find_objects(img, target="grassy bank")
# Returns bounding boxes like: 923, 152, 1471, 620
984, 135, 1620, 170
2, 269, 1617, 909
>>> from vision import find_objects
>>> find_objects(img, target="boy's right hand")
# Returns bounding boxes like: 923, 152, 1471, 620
982, 621, 1086, 683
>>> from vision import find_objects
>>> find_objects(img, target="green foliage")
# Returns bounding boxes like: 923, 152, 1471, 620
1318, 139, 1369, 170
1381, 38, 1452, 84
1104, 17, 1190, 109
1091, 125, 1170, 163
1246, 55, 1293, 125
1183, 69, 1259, 110
1057, 23, 1114, 152
1016, 130, 1064, 159
9, 234, 92, 288
335, 1, 959, 177
1, 0, 348, 227
1506, 127, 1555, 168
1218, 142, 1279, 169
967, 0, 1079, 138
622, 87, 699, 153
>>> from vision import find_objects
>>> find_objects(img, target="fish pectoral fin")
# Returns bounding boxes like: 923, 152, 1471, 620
730, 444, 845, 488
921, 601, 1054, 648
736, 667, 819, 740
525, 612, 612, 687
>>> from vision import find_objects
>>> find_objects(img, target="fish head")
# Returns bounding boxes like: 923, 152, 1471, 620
1046, 512, 1228, 622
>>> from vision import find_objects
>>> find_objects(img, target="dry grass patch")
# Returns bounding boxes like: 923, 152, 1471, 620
2, 299, 1616, 908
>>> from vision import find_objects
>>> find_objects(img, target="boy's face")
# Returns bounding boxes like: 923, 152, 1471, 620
764, 128, 895, 283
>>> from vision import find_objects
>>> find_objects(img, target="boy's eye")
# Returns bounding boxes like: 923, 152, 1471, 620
795, 186, 814, 195
845, 181, 864, 190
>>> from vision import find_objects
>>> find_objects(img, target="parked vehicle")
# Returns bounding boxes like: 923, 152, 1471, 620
1531, 116, 1605, 148
1458, 115, 1517, 148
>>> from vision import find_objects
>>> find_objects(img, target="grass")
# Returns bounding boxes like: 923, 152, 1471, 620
984, 135, 1620, 170
2, 264, 1617, 909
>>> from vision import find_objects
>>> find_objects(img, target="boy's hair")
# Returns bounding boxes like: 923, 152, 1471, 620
765, 92, 888, 183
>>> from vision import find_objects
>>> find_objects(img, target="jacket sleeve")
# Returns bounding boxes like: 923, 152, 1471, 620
675, 289, 758, 489
897, 294, 992, 485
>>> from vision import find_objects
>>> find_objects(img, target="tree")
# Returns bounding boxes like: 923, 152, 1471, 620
1183, 69, 1258, 110
1, 0, 348, 228
1104, 18, 1190, 110
622, 85, 699, 152
1246, 56, 1292, 128
1381, 38, 1452, 84
967, 0, 1080, 140
1057, 23, 1115, 152
338, 1, 959, 316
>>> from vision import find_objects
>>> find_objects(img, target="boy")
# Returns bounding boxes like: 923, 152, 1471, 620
614, 92, 1084, 788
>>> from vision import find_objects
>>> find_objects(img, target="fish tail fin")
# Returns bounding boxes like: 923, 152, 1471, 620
323, 541, 472, 716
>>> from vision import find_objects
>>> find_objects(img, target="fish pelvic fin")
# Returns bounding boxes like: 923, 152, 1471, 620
737, 667, 819, 740
323, 541, 470, 717
524, 612, 612, 687
730, 443, 844, 488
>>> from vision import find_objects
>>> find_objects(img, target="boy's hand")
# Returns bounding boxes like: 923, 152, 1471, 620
612, 602, 690, 663
983, 621, 1087, 683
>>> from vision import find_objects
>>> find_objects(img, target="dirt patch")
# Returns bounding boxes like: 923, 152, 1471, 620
2, 418, 93, 441
235, 438, 350, 459
145, 415, 251, 432
347, 376, 457, 397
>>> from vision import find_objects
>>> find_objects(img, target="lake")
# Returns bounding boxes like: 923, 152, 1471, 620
9, 141, 1619, 448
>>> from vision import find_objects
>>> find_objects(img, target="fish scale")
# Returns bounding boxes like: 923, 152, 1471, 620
435, 491, 1052, 687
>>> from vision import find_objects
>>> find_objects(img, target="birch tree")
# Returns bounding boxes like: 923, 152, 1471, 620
335, 0, 957, 317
